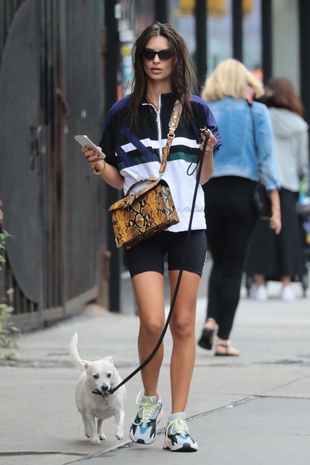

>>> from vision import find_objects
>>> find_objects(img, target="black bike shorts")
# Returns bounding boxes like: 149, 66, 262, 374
125, 230, 207, 278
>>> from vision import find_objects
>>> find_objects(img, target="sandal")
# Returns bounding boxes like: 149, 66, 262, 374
197, 318, 217, 350
214, 341, 240, 357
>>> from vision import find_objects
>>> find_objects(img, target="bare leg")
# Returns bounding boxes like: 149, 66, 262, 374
215, 337, 240, 356
202, 317, 217, 330
254, 274, 266, 286
282, 275, 292, 287
169, 270, 200, 413
132, 271, 165, 398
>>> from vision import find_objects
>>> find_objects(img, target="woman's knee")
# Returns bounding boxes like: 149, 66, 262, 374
140, 318, 164, 340
170, 316, 194, 340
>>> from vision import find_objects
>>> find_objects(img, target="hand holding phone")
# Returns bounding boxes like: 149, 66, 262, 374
74, 135, 106, 159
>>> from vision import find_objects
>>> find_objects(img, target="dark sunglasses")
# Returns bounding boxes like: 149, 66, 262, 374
141, 48, 173, 61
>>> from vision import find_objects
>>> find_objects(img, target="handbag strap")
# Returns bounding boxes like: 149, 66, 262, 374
124, 101, 182, 196
247, 100, 258, 150
159, 100, 183, 175
247, 100, 262, 180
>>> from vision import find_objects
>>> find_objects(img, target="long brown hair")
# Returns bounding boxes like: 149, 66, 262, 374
263, 77, 304, 116
129, 22, 196, 127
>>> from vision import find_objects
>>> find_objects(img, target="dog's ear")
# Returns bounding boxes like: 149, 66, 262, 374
105, 356, 114, 365
82, 359, 92, 370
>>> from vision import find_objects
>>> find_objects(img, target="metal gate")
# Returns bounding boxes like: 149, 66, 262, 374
0, 0, 107, 330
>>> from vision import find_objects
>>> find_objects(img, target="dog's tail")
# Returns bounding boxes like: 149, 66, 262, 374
69, 332, 88, 371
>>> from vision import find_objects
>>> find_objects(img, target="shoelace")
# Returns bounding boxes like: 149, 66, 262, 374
166, 418, 188, 437
133, 393, 160, 425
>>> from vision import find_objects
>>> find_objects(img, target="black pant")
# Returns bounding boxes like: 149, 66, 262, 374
204, 177, 258, 340
245, 188, 306, 280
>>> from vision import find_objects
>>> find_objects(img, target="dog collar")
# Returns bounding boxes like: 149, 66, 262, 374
92, 384, 114, 399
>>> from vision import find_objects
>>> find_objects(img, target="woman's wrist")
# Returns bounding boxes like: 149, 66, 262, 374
91, 160, 106, 175
204, 145, 213, 154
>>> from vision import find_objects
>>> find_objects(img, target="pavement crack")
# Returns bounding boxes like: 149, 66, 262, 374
61, 442, 133, 463
0, 451, 86, 457
187, 395, 257, 419
257, 374, 310, 396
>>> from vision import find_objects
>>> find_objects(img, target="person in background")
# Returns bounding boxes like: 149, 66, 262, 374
82, 22, 220, 451
246, 77, 308, 301
197, 59, 281, 356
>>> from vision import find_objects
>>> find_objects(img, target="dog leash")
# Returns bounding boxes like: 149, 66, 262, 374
98, 129, 211, 398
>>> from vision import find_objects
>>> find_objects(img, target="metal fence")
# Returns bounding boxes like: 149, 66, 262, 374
0, 0, 108, 331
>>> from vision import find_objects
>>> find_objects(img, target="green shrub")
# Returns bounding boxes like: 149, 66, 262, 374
0, 230, 19, 352
0, 302, 19, 349
0, 229, 10, 270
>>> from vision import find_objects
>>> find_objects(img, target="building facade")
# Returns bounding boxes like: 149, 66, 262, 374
0, 0, 309, 330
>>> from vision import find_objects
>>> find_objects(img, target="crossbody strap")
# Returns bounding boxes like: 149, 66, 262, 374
159, 100, 183, 175
124, 101, 182, 196
247, 100, 262, 180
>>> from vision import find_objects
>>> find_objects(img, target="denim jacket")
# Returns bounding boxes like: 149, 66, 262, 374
208, 97, 280, 190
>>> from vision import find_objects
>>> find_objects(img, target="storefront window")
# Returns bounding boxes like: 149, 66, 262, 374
171, 0, 233, 72
243, 0, 262, 75
119, 0, 154, 36
118, 0, 262, 93
171, 0, 262, 78
171, 0, 195, 57
207, 0, 232, 72
117, 0, 155, 97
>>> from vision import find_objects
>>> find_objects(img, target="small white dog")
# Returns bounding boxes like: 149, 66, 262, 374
69, 332, 126, 445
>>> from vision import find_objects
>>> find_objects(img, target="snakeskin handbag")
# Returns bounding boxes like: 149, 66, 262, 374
108, 102, 182, 249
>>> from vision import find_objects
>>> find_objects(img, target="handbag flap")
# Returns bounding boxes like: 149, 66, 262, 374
108, 178, 160, 211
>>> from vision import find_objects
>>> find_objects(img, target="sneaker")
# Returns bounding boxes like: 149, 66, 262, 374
129, 392, 163, 444
163, 412, 198, 452
250, 284, 268, 301
280, 285, 295, 302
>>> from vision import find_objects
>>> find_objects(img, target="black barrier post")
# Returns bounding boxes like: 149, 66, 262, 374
104, 0, 121, 312
195, 0, 207, 91
232, 0, 243, 62
154, 0, 168, 23
299, 0, 310, 129
261, 0, 272, 83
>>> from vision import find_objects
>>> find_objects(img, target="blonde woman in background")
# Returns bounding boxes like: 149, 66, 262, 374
198, 59, 281, 356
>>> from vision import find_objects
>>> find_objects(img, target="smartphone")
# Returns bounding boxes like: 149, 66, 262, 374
74, 135, 106, 159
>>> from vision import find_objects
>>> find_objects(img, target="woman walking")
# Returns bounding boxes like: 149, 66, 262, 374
246, 77, 308, 301
198, 59, 281, 356
82, 22, 220, 451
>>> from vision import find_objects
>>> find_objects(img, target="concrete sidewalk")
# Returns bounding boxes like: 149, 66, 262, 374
0, 272, 309, 465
